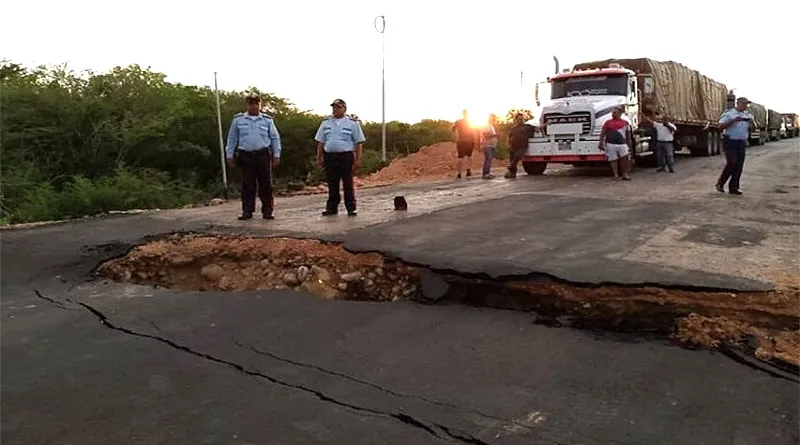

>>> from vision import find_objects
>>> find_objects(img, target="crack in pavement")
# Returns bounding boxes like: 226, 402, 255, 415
234, 340, 538, 430
236, 342, 628, 445
32, 290, 494, 445
33, 290, 70, 310
717, 343, 799, 383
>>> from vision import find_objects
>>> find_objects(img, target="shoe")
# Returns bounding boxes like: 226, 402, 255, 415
656, 168, 665, 172
262, 213, 275, 220
622, 176, 632, 181
466, 169, 472, 177
237, 213, 253, 220
457, 173, 462, 179
729, 190, 743, 195
322, 210, 338, 216
504, 171, 516, 179
715, 184, 725, 193
347, 210, 358, 217
482, 174, 494, 180
668, 168, 675, 173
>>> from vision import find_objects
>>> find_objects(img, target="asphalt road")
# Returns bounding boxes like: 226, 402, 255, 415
2, 140, 799, 444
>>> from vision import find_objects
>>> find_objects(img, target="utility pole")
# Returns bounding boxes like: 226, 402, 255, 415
375, 15, 386, 162
214, 72, 228, 195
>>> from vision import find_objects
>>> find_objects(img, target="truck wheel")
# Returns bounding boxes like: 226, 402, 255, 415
690, 131, 713, 157
705, 132, 714, 156
635, 153, 658, 168
522, 161, 547, 175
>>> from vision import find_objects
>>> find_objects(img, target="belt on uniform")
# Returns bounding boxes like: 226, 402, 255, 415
236, 147, 271, 156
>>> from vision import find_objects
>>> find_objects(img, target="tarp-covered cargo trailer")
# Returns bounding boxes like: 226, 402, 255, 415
767, 109, 782, 141
747, 103, 768, 145
572, 58, 728, 157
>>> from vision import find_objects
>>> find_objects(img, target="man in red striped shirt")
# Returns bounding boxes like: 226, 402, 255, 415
598, 107, 632, 180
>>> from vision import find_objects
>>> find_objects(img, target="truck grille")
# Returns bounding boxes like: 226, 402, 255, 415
542, 112, 592, 135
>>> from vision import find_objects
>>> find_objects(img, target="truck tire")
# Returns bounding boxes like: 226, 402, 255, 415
522, 161, 547, 175
690, 131, 714, 157
634, 153, 658, 168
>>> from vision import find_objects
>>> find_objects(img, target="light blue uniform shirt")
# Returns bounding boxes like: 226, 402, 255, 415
314, 116, 366, 153
719, 108, 752, 141
225, 113, 282, 159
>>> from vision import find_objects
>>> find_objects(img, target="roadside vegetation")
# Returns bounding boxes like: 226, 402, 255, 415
1, 60, 529, 224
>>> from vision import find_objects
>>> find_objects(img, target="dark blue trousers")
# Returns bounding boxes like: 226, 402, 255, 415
717, 137, 747, 192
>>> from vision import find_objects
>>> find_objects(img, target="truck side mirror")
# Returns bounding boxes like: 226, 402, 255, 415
641, 75, 655, 95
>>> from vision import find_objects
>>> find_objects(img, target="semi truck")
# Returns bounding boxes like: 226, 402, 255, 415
767, 109, 782, 141
781, 113, 799, 138
527, 58, 728, 174
746, 101, 768, 145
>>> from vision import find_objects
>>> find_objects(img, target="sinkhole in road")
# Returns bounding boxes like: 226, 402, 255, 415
96, 234, 800, 372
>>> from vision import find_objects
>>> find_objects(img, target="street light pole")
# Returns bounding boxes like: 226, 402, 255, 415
214, 72, 228, 195
374, 15, 386, 162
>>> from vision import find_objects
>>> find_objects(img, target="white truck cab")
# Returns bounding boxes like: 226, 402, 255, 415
523, 64, 652, 174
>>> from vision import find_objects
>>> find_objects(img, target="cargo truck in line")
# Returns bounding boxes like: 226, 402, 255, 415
767, 109, 783, 141
527, 58, 728, 174
744, 101, 768, 145
780, 113, 798, 138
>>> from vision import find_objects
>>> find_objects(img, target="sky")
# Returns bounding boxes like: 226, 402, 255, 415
3, 0, 798, 124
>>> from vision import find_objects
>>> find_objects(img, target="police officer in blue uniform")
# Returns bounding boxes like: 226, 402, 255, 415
314, 99, 366, 216
225, 92, 282, 220
716, 96, 753, 195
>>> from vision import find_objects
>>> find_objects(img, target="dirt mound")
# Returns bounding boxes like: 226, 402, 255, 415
283, 142, 512, 196
361, 142, 509, 186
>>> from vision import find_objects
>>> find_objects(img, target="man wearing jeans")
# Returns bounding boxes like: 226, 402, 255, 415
716, 97, 753, 195
643, 113, 677, 173
480, 114, 499, 179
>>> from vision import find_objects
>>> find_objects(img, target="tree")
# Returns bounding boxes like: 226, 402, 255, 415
0, 61, 458, 224
505, 108, 534, 123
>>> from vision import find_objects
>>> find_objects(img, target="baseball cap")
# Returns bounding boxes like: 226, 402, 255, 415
736, 97, 751, 104
330, 99, 347, 108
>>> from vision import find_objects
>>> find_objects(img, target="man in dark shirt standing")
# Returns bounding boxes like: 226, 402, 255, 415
452, 109, 477, 179
505, 113, 537, 178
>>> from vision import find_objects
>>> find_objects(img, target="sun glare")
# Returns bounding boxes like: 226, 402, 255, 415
467, 112, 489, 128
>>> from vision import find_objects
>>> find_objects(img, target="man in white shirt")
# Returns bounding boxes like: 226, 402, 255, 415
480, 114, 499, 179
643, 113, 677, 173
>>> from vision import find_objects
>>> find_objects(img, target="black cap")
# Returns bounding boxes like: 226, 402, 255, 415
245, 92, 261, 102
330, 99, 347, 108
737, 97, 751, 104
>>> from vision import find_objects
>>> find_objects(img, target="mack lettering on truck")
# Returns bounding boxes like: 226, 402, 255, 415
542, 112, 592, 136
551, 75, 628, 99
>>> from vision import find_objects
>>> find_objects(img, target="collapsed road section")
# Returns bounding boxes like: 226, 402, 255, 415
96, 234, 800, 373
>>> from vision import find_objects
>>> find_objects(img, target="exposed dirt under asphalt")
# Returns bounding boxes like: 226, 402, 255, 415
98, 234, 800, 370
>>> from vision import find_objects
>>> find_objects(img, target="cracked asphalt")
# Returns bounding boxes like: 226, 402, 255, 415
2, 140, 799, 444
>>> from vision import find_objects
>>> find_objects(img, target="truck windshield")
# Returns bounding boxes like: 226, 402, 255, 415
550, 75, 628, 99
